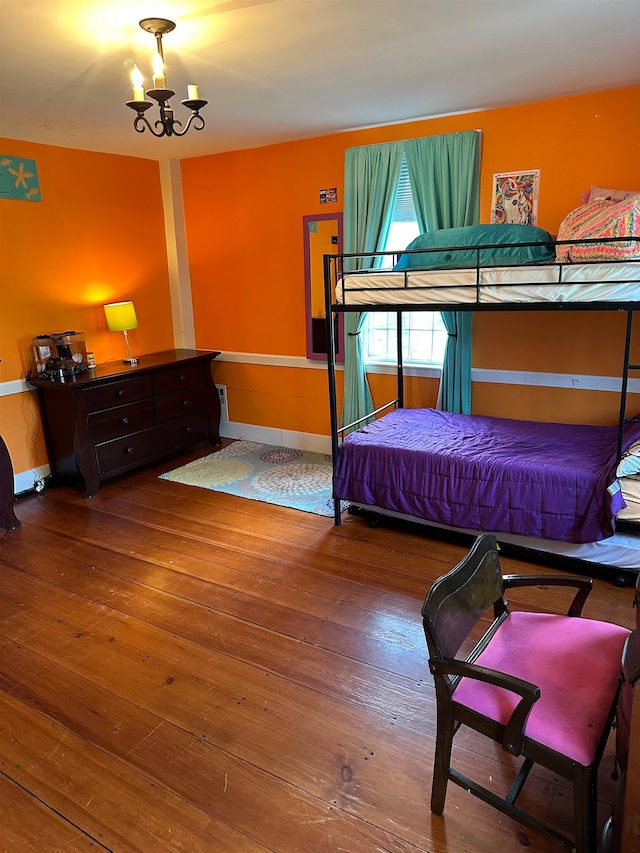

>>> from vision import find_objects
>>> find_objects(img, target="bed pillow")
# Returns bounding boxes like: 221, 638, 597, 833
393, 224, 555, 271
617, 440, 640, 477
588, 185, 640, 203
555, 197, 640, 263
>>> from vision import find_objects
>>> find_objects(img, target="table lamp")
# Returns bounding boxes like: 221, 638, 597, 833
104, 301, 139, 365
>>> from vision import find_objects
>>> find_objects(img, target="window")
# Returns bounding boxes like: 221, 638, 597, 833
363, 158, 447, 366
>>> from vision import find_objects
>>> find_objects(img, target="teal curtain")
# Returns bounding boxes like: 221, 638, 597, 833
404, 131, 481, 413
342, 141, 404, 430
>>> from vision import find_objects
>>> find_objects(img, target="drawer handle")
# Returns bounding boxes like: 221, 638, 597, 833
181, 400, 190, 408
120, 417, 130, 425
184, 427, 193, 433
177, 374, 186, 382
116, 389, 125, 398
124, 446, 134, 454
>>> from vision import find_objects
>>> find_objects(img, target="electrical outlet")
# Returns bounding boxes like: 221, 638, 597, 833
216, 384, 229, 422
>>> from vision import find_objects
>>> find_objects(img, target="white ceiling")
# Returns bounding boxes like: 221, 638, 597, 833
1, 0, 639, 162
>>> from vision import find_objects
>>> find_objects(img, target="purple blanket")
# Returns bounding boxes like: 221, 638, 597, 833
333, 408, 640, 543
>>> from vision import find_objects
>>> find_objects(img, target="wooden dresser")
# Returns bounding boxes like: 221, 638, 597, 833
29, 348, 221, 498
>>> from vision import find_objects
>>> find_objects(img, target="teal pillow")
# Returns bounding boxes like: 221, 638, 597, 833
394, 224, 555, 270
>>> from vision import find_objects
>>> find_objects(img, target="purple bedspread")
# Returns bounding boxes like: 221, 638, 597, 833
333, 408, 640, 543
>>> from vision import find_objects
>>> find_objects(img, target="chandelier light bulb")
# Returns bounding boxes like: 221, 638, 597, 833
131, 65, 145, 102
152, 52, 166, 89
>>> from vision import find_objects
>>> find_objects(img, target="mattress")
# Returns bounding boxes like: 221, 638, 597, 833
335, 261, 640, 307
333, 408, 640, 544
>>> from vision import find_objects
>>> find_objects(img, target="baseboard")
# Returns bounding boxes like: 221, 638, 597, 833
220, 421, 332, 455
14, 464, 51, 496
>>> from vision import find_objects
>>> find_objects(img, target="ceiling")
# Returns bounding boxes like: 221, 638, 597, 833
1, 0, 639, 162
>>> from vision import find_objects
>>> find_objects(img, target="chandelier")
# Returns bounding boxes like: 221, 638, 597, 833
126, 18, 207, 138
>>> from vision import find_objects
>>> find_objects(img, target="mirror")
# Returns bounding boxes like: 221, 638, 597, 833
303, 212, 343, 361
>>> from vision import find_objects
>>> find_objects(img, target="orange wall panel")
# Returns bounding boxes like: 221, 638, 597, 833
0, 392, 47, 477
214, 361, 336, 435
471, 382, 640, 427
473, 311, 637, 376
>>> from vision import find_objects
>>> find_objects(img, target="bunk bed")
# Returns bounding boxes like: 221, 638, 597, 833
324, 200, 640, 584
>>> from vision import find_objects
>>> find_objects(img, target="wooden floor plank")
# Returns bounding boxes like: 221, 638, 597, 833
0, 692, 269, 853
41, 485, 457, 591
0, 634, 432, 852
40, 477, 639, 619
0, 530, 432, 723
0, 773, 103, 852
8, 506, 424, 639
1, 461, 635, 852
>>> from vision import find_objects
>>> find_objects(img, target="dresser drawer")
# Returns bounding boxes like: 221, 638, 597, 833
95, 412, 210, 476
151, 362, 205, 396
82, 376, 152, 413
155, 384, 209, 424
161, 411, 210, 446
88, 399, 155, 443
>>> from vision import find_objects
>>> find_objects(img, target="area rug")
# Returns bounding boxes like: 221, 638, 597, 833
159, 440, 345, 518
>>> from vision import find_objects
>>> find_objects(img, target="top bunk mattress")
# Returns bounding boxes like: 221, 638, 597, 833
333, 216, 640, 308
335, 261, 640, 307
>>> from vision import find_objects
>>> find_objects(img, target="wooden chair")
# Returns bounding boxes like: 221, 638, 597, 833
421, 533, 630, 852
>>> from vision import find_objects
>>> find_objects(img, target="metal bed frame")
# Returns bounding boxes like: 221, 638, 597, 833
323, 238, 640, 583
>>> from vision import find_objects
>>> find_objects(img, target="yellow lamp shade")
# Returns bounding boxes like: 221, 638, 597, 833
104, 301, 138, 332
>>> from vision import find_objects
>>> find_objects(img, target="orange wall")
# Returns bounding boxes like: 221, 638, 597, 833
181, 86, 640, 430
0, 139, 175, 473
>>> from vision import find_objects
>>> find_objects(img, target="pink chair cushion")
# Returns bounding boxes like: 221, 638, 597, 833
452, 612, 630, 765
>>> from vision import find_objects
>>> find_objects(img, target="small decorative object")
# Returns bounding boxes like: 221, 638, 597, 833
126, 18, 207, 138
104, 301, 139, 365
86, 352, 96, 368
491, 169, 540, 226
0, 154, 41, 201
32, 332, 89, 381
320, 187, 338, 205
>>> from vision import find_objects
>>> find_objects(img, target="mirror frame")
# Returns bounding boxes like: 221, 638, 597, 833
303, 212, 343, 362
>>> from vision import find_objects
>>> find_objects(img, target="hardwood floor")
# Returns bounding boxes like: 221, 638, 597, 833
0, 444, 636, 852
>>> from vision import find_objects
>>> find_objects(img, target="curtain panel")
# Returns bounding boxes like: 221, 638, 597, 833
342, 141, 404, 431
341, 130, 480, 427
405, 131, 480, 414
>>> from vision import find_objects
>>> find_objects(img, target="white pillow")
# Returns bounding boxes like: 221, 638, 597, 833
588, 185, 640, 203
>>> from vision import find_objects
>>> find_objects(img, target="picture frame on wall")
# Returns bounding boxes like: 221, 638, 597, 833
490, 169, 540, 226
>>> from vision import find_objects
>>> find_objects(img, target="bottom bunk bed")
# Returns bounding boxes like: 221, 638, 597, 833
332, 407, 640, 585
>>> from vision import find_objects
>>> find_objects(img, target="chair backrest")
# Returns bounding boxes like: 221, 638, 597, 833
422, 534, 508, 667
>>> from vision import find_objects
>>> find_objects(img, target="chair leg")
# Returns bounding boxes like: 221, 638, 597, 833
573, 765, 597, 853
431, 714, 455, 815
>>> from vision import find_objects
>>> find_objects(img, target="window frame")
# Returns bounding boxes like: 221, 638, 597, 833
362, 158, 447, 369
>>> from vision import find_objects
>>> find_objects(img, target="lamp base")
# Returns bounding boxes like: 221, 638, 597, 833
123, 357, 139, 365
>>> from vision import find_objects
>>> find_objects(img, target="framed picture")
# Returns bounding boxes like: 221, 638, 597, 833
490, 169, 540, 226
